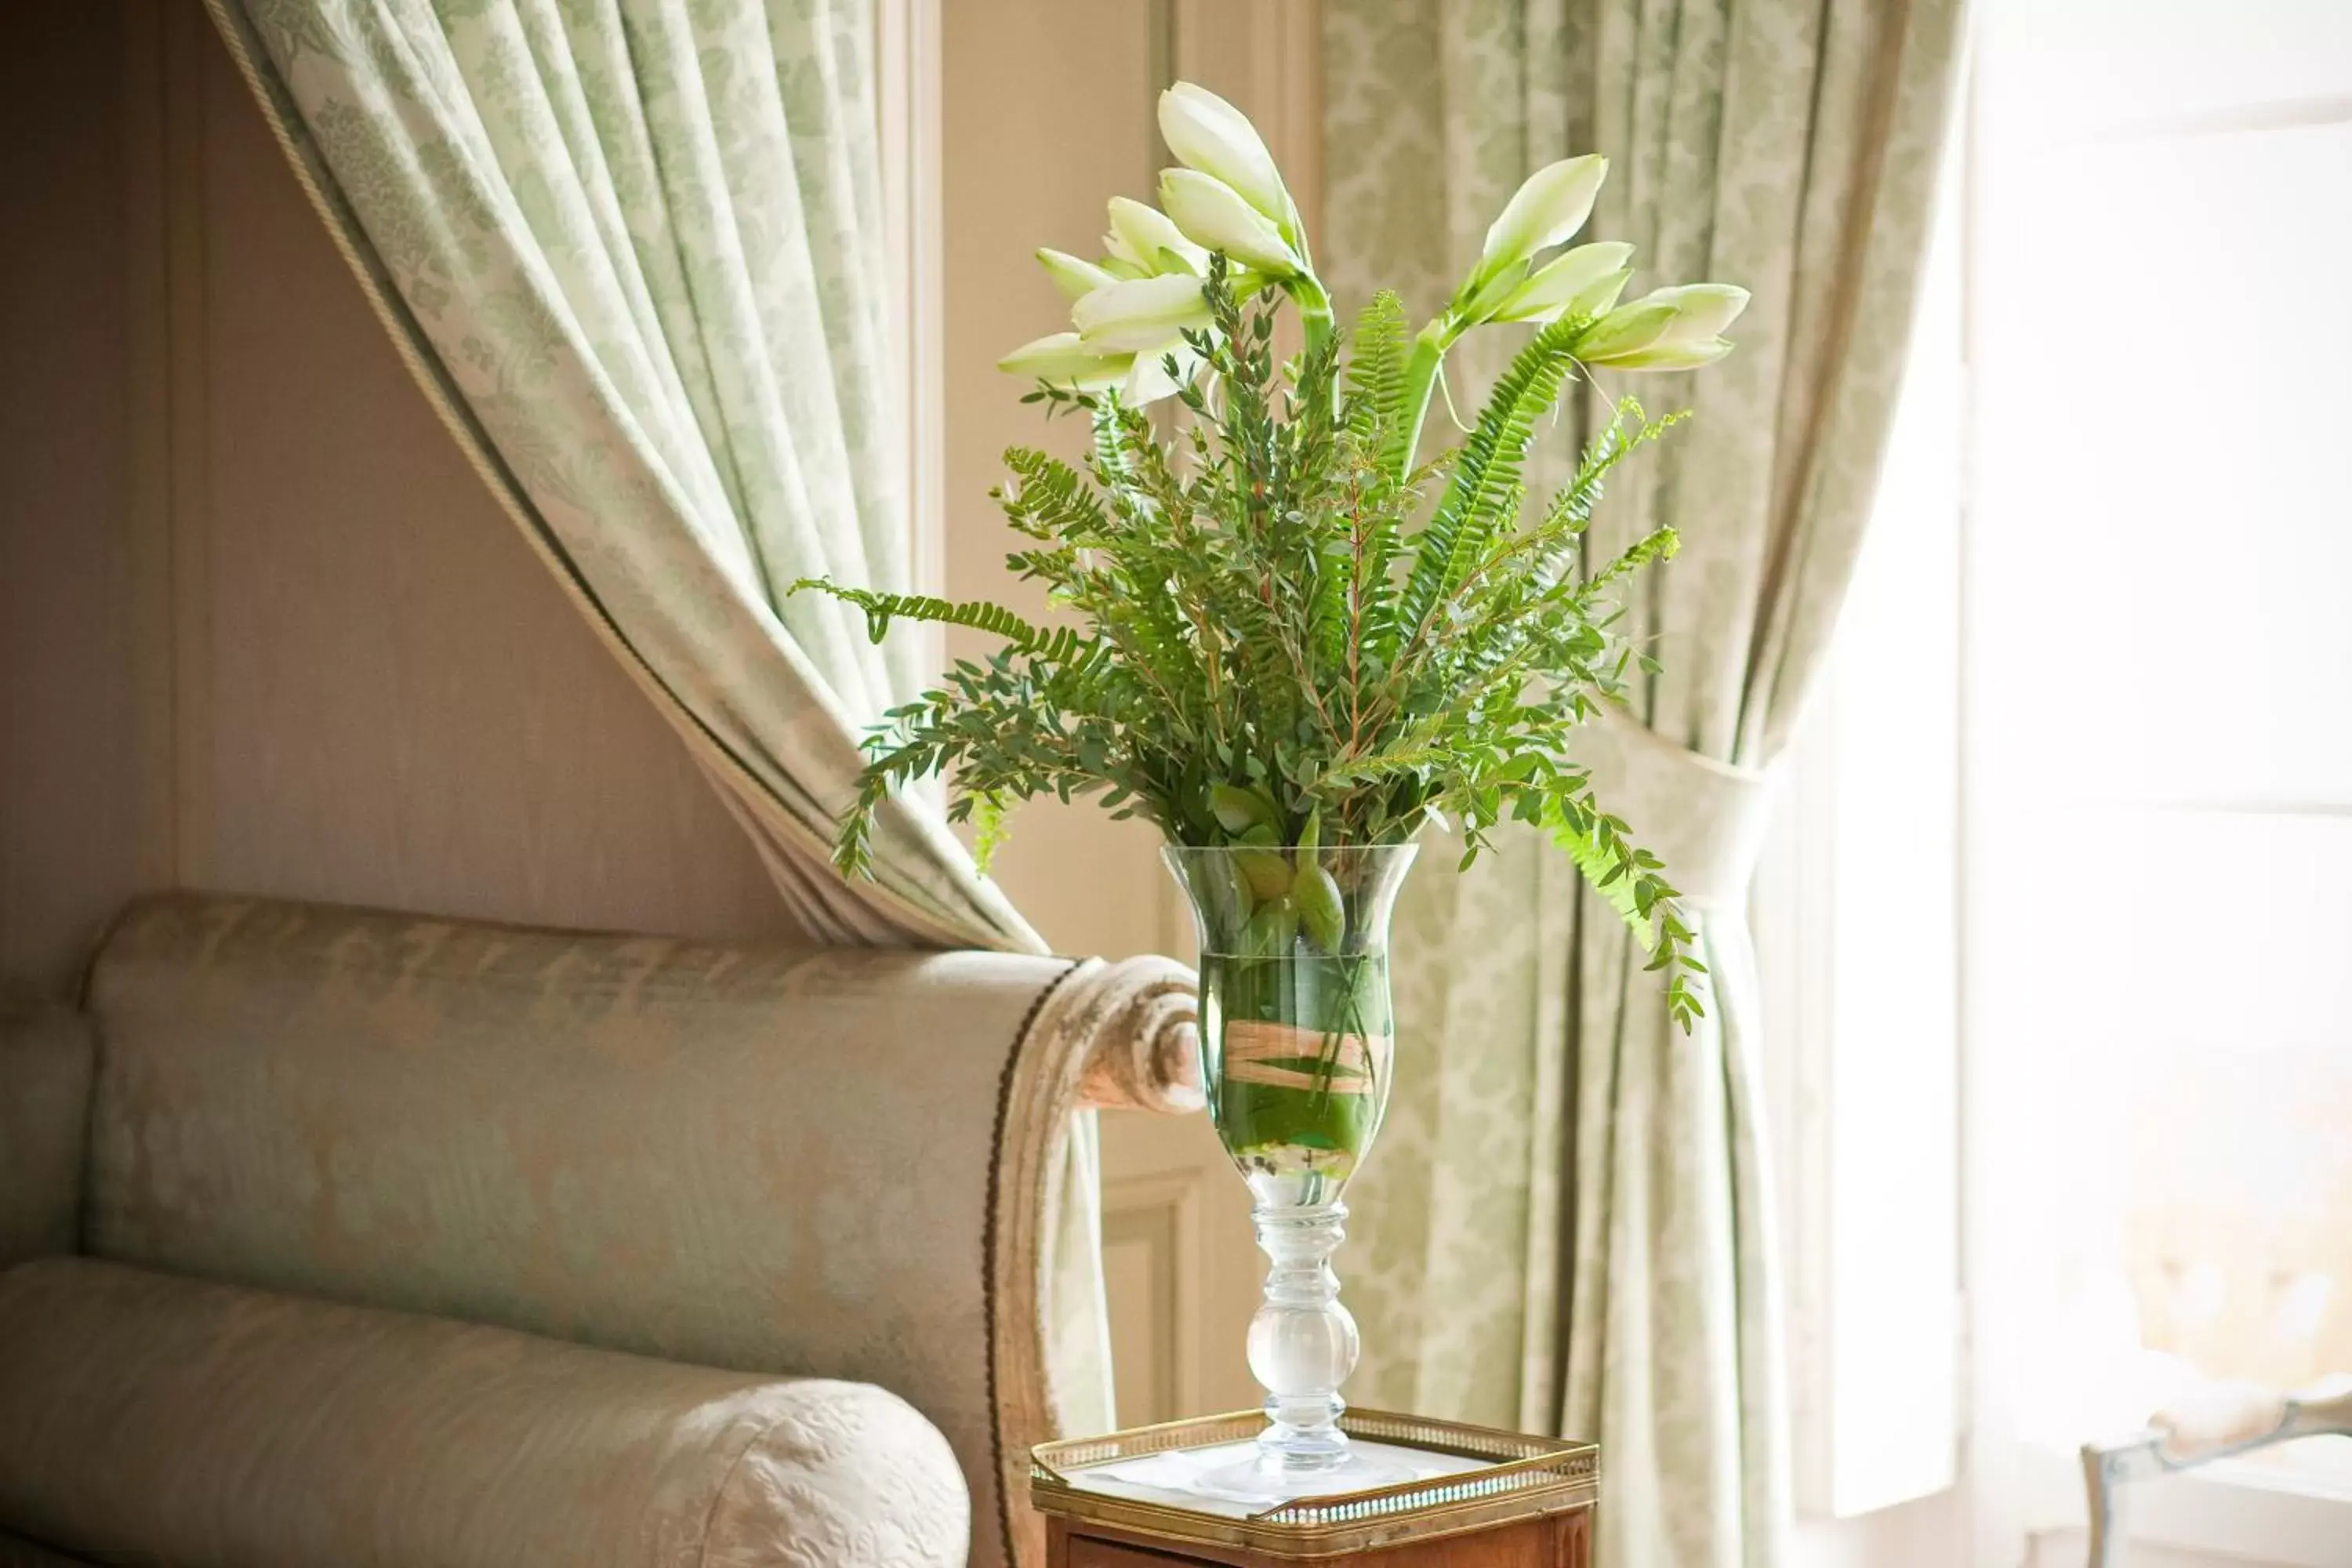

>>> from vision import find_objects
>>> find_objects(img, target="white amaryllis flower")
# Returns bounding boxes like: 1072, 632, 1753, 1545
997, 331, 1197, 407
1036, 248, 1118, 302
1124, 343, 1202, 405
997, 332, 1132, 390
1575, 283, 1751, 368
1073, 274, 1214, 354
1489, 241, 1635, 325
1104, 197, 1207, 278
1594, 339, 1738, 370
1159, 169, 1304, 278
1479, 154, 1610, 276
1158, 82, 1298, 240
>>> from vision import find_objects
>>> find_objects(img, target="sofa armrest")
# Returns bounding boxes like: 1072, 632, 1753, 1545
0, 999, 92, 1269
1056, 956, 1202, 1116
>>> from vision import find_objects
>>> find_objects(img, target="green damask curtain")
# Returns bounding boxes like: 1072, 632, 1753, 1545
199, 0, 1114, 1455
203, 0, 1035, 953
1323, 3, 1964, 1566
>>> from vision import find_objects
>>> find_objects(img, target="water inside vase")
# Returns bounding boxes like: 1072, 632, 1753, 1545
1163, 843, 1418, 1208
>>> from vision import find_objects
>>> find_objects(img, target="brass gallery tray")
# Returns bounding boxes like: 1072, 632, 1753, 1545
1030, 1407, 1599, 1558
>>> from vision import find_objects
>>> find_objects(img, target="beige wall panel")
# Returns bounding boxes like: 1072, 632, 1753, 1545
1098, 1106, 1268, 1420
3, 5, 799, 984
939, 0, 1174, 964
190, 32, 790, 942
0, 5, 146, 995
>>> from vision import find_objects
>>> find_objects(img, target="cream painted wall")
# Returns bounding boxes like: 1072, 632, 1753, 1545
186, 27, 789, 942
0, 2, 794, 1000
938, 0, 1174, 965
0, 4, 148, 994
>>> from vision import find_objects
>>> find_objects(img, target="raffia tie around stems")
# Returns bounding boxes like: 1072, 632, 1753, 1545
1220, 1019, 1389, 1094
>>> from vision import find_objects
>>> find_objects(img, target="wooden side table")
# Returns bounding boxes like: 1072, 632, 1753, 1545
1033, 1410, 1598, 1566
1047, 1504, 1592, 1566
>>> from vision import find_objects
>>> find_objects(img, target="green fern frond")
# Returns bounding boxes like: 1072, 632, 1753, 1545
1395, 318, 1583, 645
787, 579, 1090, 665
1550, 805, 1649, 940
1584, 526, 1681, 596
1342, 291, 1407, 442
998, 448, 1113, 543
1530, 401, 1680, 580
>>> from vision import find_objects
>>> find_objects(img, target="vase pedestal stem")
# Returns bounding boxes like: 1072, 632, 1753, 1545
1249, 1200, 1359, 1468
1185, 1200, 1406, 1501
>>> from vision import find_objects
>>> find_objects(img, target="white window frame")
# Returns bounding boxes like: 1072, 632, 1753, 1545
875, 0, 945, 627
1755, 45, 1969, 1530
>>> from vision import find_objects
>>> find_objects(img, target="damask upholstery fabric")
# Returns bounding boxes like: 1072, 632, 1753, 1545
1323, 5, 1965, 1566
78, 891, 1091, 1568
0, 999, 91, 1272
198, 0, 1029, 953
0, 1257, 967, 1568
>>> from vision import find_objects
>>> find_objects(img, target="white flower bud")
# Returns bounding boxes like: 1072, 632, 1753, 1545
997, 331, 1132, 390
1072, 274, 1214, 354
1036, 248, 1118, 302
1157, 82, 1298, 239
1158, 169, 1304, 278
1479, 155, 1609, 275
1488, 242, 1635, 325
1103, 197, 1207, 278
1575, 283, 1751, 369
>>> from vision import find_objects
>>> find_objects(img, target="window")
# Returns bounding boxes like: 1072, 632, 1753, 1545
1969, 0, 2352, 1551
1757, 140, 1965, 1526
1773, 2, 2352, 1559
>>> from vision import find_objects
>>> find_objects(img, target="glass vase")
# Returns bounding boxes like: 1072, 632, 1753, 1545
1162, 840, 1419, 1501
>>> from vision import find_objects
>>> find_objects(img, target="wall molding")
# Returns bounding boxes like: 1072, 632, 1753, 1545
877, 0, 944, 676
1102, 1167, 1209, 1425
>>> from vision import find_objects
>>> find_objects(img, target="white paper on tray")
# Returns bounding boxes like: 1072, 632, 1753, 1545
1061, 1438, 1498, 1519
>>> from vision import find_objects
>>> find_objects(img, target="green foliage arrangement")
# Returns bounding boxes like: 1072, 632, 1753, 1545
796, 84, 1750, 1029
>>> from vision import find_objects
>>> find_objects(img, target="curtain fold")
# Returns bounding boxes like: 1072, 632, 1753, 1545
205, 0, 1033, 954
199, 0, 1112, 1475
1323, 3, 1964, 1565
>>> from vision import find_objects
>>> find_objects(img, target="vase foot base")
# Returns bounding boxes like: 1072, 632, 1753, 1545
1185, 1443, 1414, 1504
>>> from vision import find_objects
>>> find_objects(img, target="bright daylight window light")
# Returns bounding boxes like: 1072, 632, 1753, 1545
1762, 143, 1965, 1524
1962, 0, 2352, 1552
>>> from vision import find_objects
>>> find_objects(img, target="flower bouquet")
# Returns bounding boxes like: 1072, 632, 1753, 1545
797, 81, 1742, 1497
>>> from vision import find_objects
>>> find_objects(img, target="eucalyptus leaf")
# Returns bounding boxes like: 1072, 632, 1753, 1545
1295, 863, 1346, 953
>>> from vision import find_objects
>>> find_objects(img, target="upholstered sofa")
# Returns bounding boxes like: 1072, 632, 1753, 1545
0, 892, 1198, 1568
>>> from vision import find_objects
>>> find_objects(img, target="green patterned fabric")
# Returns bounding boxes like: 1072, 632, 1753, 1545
1322, 4, 1965, 1566
201, 0, 1032, 954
